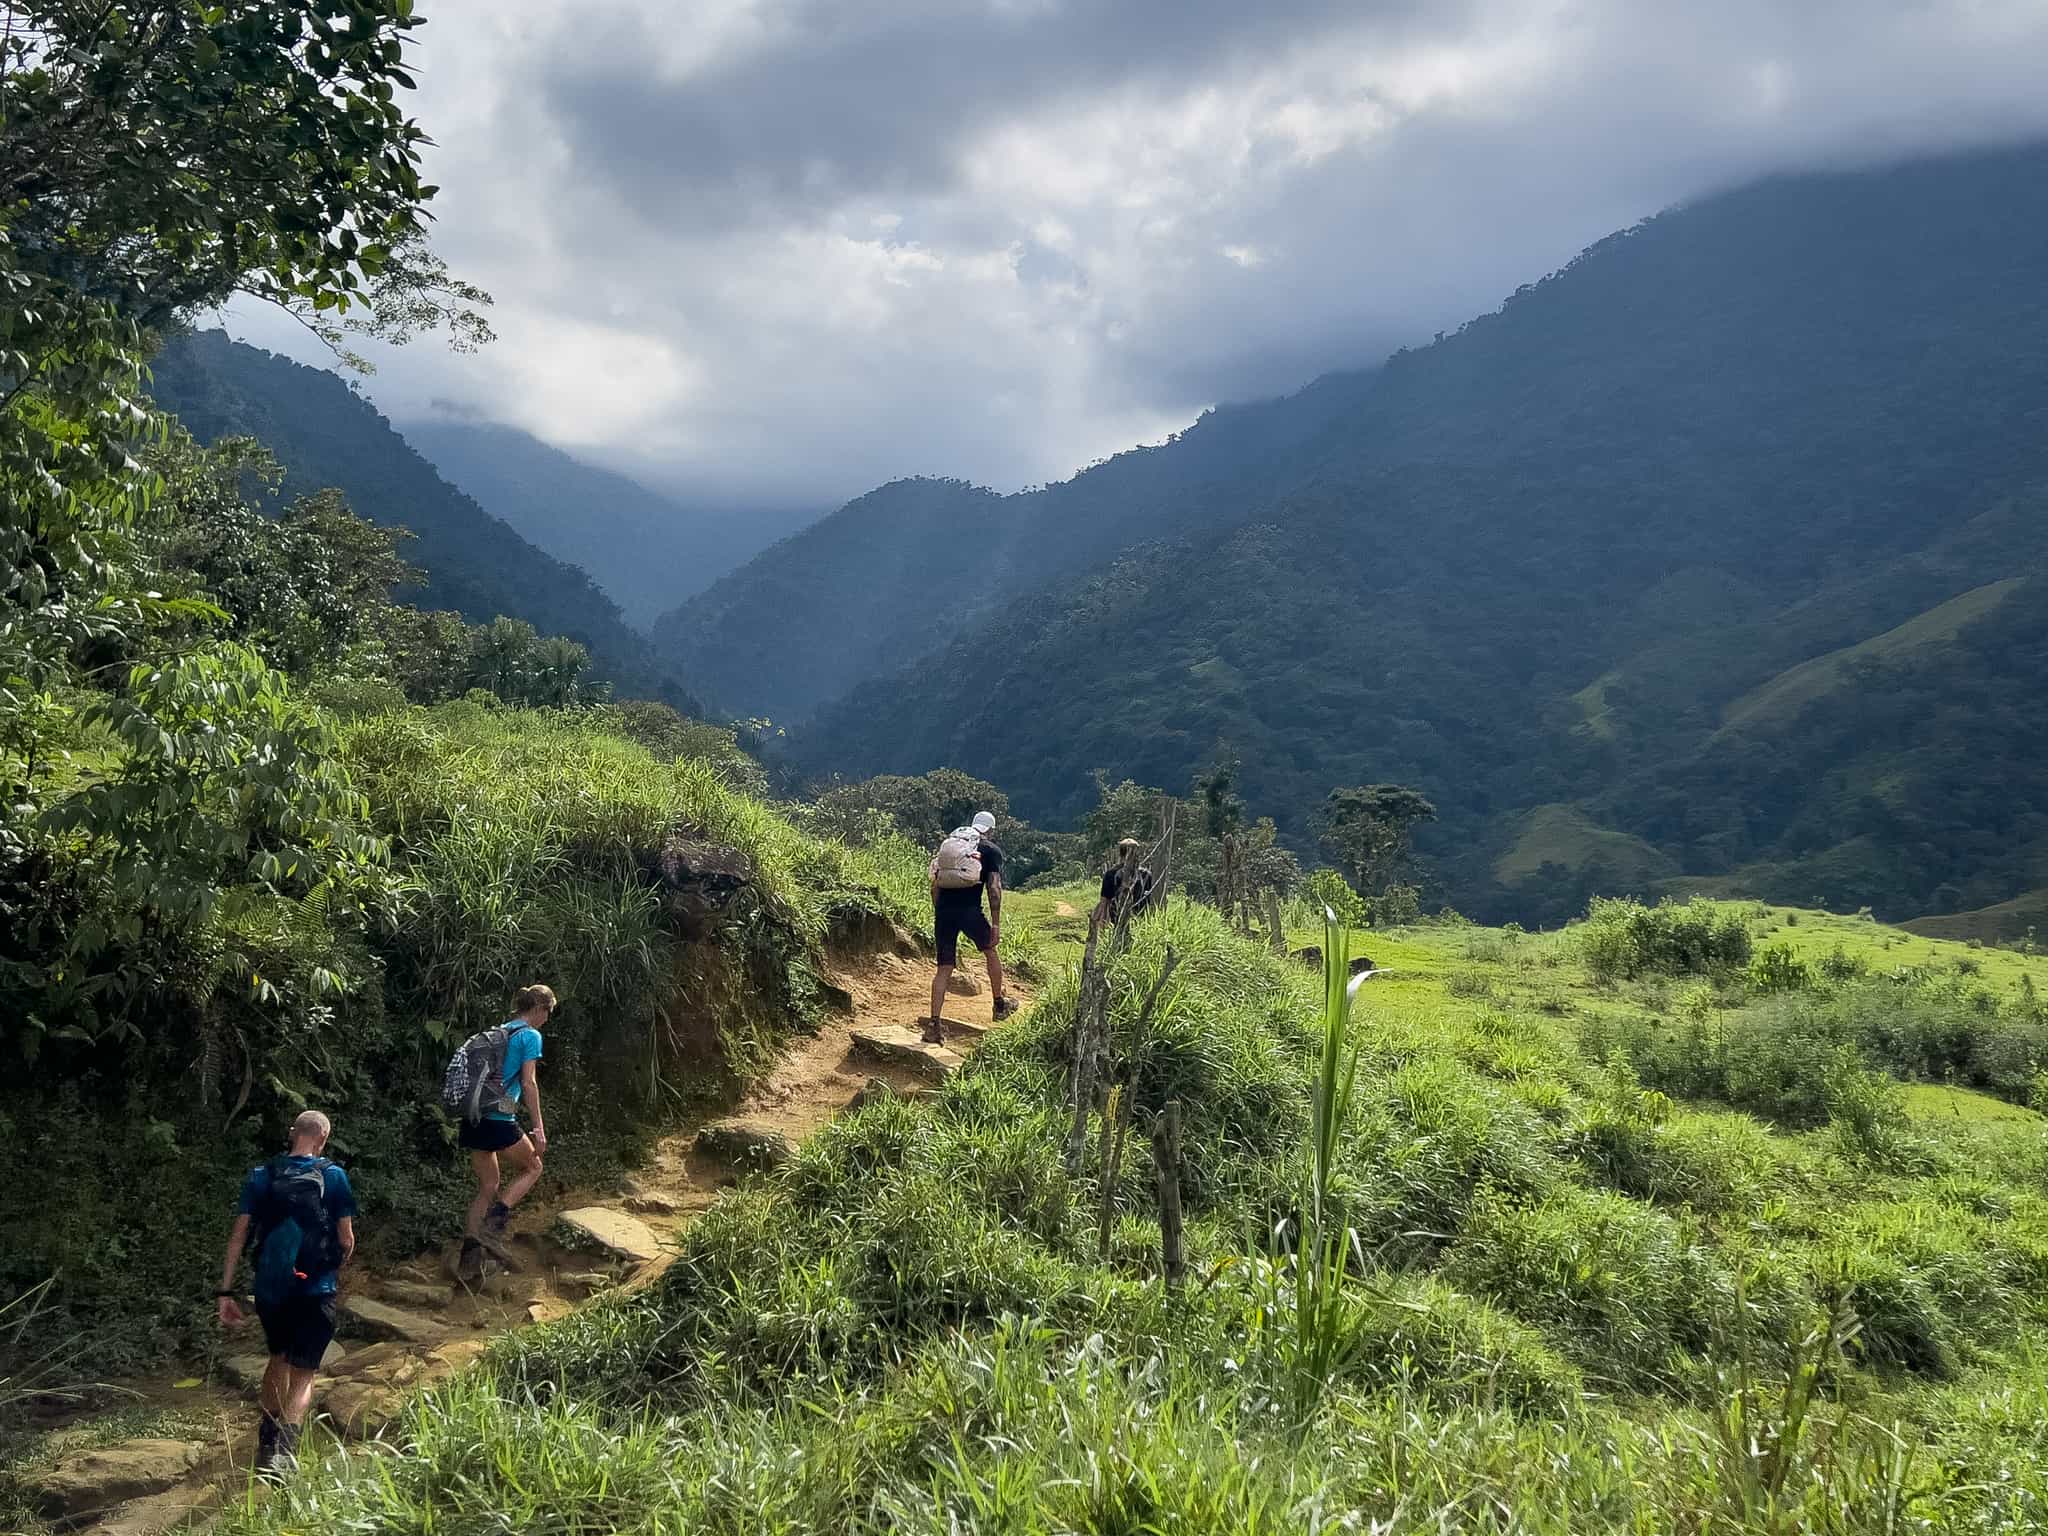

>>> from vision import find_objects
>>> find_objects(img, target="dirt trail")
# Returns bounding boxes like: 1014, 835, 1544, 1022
37, 954, 1024, 1536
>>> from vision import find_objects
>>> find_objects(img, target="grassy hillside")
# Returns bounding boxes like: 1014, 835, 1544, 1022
147, 332, 695, 707
0, 701, 927, 1377
1719, 578, 2024, 734
670, 142, 2048, 923
180, 893, 2048, 1534
1904, 889, 2048, 945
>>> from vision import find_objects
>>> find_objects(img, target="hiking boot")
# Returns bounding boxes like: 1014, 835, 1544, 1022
457, 1236, 486, 1283
992, 995, 1020, 1022
920, 1017, 946, 1045
484, 1200, 512, 1238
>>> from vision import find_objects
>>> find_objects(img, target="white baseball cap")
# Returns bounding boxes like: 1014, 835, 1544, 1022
971, 811, 996, 833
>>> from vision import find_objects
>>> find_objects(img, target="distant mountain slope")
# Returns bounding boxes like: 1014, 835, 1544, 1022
654, 368, 1381, 720
403, 420, 813, 628
147, 332, 693, 706
723, 140, 2048, 921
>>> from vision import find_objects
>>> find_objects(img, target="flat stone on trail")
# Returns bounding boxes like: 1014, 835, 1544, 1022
338, 1294, 445, 1345
329, 1341, 412, 1378
696, 1119, 796, 1169
623, 1189, 681, 1216
945, 971, 983, 996
850, 1026, 963, 1081
379, 1279, 452, 1310
34, 1439, 202, 1522
553, 1206, 664, 1265
558, 1270, 618, 1297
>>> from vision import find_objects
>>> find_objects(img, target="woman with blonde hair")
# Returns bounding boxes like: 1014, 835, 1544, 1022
457, 983, 554, 1281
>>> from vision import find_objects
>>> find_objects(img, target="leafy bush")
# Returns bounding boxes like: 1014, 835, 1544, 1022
1302, 868, 1368, 929
1578, 897, 1753, 981
1748, 941, 1814, 994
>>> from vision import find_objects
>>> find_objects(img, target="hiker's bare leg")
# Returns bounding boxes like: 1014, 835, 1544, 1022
498, 1134, 544, 1212
260, 1355, 290, 1419
930, 963, 952, 1023
465, 1149, 501, 1239
281, 1366, 321, 1427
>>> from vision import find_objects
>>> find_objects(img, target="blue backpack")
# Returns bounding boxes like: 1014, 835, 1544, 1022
250, 1157, 337, 1307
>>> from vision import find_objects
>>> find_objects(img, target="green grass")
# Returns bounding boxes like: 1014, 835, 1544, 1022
1493, 803, 1679, 889
192, 897, 2048, 1534
3, 699, 933, 1387
1903, 887, 2048, 945
1721, 578, 2024, 735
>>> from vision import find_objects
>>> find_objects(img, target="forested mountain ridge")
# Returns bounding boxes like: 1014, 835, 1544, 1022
666, 140, 2048, 922
403, 419, 815, 628
654, 367, 1382, 721
148, 331, 695, 705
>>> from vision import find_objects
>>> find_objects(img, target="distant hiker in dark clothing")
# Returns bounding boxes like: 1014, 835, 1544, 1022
217, 1109, 356, 1475
1093, 837, 1159, 924
927, 811, 1019, 1042
454, 984, 553, 1282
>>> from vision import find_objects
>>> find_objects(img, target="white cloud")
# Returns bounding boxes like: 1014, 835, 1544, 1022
222, 0, 2048, 509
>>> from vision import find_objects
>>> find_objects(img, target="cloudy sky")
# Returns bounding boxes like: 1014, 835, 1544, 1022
224, 0, 2048, 511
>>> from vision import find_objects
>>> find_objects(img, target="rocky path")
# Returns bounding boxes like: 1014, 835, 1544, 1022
30, 953, 1020, 1535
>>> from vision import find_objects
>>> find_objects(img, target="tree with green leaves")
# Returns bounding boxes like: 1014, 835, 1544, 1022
1318, 783, 1438, 896
2, 0, 483, 817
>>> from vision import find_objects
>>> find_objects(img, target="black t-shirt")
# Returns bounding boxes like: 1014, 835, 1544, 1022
1100, 863, 1157, 914
936, 837, 1003, 912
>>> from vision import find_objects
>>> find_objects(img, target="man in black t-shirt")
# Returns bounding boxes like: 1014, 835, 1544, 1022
1093, 838, 1159, 924
927, 811, 1019, 1043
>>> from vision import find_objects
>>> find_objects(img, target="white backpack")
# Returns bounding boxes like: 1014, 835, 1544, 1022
930, 826, 985, 889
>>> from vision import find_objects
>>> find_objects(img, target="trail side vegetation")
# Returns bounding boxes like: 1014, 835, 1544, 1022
177, 893, 2048, 1535
0, 0, 921, 1399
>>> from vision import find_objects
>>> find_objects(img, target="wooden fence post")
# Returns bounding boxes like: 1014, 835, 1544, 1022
1153, 1100, 1184, 1288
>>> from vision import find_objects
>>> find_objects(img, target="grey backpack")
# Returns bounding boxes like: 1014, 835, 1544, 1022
441, 1024, 526, 1123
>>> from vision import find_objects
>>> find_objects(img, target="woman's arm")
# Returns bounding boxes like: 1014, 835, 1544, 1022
522, 1058, 546, 1151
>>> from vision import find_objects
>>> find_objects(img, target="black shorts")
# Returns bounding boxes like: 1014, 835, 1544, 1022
459, 1117, 526, 1152
935, 902, 993, 966
257, 1295, 338, 1370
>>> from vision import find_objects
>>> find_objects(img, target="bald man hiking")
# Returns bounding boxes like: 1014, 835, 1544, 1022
216, 1110, 357, 1476
926, 810, 1020, 1042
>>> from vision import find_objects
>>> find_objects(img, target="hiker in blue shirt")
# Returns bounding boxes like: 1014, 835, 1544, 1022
216, 1109, 356, 1475
458, 983, 553, 1281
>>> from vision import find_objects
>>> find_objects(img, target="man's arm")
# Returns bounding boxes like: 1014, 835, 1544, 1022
335, 1216, 356, 1268
986, 872, 1003, 936
217, 1214, 250, 1326
522, 1058, 546, 1151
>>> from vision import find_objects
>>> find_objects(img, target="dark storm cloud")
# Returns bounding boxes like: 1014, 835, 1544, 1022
226, 0, 2048, 508
534, 0, 1458, 228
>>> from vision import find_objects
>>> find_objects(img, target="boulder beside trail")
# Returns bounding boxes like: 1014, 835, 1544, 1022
849, 1076, 897, 1111
34, 1439, 201, 1523
1291, 945, 1322, 970
945, 971, 982, 996
696, 1120, 797, 1169
553, 1207, 664, 1265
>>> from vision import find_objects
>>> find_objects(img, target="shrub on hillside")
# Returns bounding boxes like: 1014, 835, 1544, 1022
1578, 897, 1752, 981
1440, 1183, 1727, 1388
1302, 868, 1368, 929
